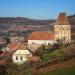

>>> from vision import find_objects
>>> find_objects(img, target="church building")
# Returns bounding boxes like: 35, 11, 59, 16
54, 13, 71, 43
28, 13, 71, 52
28, 32, 55, 52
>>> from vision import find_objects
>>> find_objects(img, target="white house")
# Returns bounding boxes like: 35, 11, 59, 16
28, 31, 56, 52
12, 49, 32, 64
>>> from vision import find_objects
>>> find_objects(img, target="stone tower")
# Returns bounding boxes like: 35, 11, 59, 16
54, 13, 71, 44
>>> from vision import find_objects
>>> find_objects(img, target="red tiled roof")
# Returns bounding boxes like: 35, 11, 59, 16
28, 31, 54, 40
8, 43, 27, 52
16, 44, 27, 50
8, 43, 20, 51
55, 13, 70, 25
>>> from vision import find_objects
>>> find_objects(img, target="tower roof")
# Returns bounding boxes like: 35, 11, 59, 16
55, 13, 70, 25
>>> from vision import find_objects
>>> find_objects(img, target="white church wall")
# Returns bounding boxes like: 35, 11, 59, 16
28, 40, 55, 45
28, 40, 56, 52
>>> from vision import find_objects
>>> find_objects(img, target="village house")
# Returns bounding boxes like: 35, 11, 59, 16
13, 49, 32, 64
2, 43, 21, 52
12, 44, 32, 64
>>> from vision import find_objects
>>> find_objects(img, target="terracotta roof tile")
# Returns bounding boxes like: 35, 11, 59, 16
55, 13, 70, 25
28, 31, 54, 40
17, 44, 27, 50
8, 43, 20, 51
8, 43, 27, 52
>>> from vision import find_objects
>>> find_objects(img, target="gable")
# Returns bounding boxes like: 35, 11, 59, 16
13, 50, 31, 55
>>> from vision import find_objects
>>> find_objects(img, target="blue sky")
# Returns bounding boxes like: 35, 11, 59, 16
0, 0, 75, 19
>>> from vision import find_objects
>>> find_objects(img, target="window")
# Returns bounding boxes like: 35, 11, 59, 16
16, 56, 18, 60
59, 26, 63, 30
20, 56, 23, 60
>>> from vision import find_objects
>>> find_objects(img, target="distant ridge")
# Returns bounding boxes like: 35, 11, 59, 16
0, 14, 74, 32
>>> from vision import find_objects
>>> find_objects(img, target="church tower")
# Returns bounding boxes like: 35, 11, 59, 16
54, 13, 71, 44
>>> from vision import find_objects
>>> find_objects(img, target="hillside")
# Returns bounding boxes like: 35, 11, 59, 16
0, 17, 55, 32
32, 43, 75, 75
34, 58, 75, 75
0, 14, 75, 32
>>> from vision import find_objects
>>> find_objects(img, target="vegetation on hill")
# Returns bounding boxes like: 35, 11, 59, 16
37, 64, 75, 75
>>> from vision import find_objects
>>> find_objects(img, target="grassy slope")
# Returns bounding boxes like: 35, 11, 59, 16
42, 42, 75, 61
40, 67, 75, 75
41, 50, 65, 61
36, 58, 75, 75
35, 44, 75, 75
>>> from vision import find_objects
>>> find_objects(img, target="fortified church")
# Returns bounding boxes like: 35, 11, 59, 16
28, 13, 71, 51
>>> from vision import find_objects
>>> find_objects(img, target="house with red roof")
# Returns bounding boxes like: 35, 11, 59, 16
12, 46, 32, 64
